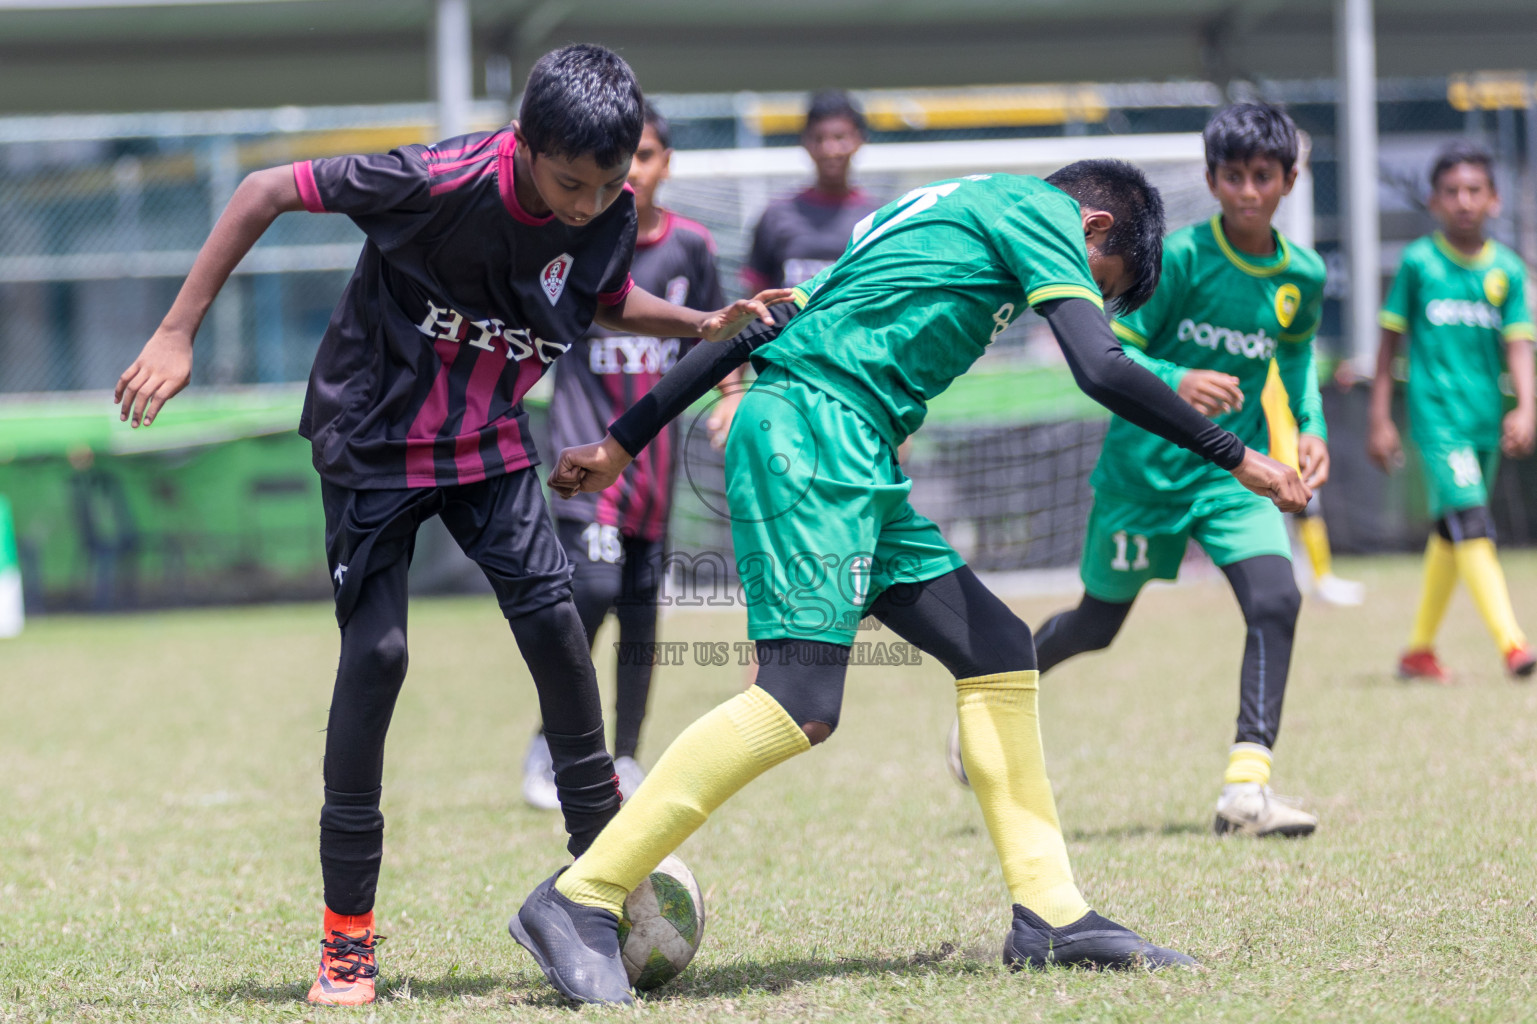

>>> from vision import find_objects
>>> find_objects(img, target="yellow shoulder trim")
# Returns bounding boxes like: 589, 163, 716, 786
1504, 324, 1537, 342
1210, 215, 1291, 277
1110, 320, 1148, 349
1378, 310, 1409, 333
1026, 283, 1103, 308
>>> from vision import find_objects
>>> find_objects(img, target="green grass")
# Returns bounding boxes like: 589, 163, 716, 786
3, 553, 1537, 1022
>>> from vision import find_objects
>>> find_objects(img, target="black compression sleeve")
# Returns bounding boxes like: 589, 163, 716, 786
606, 301, 800, 457
1039, 297, 1246, 471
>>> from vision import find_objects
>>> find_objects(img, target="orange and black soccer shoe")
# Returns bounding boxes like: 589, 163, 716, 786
306, 908, 383, 1005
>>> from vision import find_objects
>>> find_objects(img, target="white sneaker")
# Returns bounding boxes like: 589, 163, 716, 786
1213, 782, 1317, 837
945, 717, 970, 788
520, 732, 560, 811
614, 756, 646, 801
1312, 573, 1365, 607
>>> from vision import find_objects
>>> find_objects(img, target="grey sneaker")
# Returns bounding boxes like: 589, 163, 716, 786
1213, 782, 1317, 837
614, 756, 646, 801
521, 732, 560, 811
1004, 905, 1196, 970
509, 870, 633, 1005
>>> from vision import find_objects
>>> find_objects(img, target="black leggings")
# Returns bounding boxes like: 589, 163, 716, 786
318, 555, 618, 915
753, 566, 1035, 737
568, 535, 664, 760
1035, 554, 1300, 749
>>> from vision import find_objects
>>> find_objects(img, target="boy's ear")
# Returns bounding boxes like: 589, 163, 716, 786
661, 148, 673, 179
1083, 209, 1114, 247
1205, 168, 1218, 197
1281, 165, 1299, 197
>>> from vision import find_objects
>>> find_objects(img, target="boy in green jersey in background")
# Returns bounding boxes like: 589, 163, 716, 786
508, 159, 1311, 1004
1370, 142, 1536, 682
1029, 104, 1329, 838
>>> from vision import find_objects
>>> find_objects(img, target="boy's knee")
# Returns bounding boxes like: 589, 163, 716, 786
1251, 580, 1301, 630
354, 627, 408, 685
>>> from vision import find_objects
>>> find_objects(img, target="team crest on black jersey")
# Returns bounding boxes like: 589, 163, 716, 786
665, 275, 689, 305
541, 253, 574, 306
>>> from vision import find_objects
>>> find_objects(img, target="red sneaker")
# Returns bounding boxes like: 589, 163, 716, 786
1505, 644, 1536, 680
306, 908, 382, 1005
1397, 648, 1452, 684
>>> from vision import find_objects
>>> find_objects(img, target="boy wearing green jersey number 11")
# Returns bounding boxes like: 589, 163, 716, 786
999, 104, 1329, 840
507, 158, 1311, 1004
1371, 142, 1536, 683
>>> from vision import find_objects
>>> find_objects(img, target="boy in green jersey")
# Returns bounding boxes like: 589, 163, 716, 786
1029, 105, 1329, 839
506, 159, 1311, 1003
1370, 142, 1536, 682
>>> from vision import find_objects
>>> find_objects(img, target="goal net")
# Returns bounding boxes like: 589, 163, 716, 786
649, 134, 1312, 585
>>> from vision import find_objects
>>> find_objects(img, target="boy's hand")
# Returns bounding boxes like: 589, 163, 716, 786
1297, 434, 1330, 489
699, 288, 795, 342
1367, 415, 1404, 472
549, 435, 633, 499
1176, 369, 1244, 416
116, 328, 194, 427
1502, 406, 1536, 457
1232, 448, 1311, 514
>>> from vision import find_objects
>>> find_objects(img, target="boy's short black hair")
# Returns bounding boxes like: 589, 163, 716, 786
519, 43, 644, 169
1045, 159, 1166, 315
1430, 140, 1496, 191
642, 101, 671, 151
804, 89, 867, 136
1203, 102, 1300, 176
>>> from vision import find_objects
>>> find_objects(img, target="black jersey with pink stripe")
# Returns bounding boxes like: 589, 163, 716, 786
548, 211, 722, 541
742, 187, 882, 291
294, 128, 636, 489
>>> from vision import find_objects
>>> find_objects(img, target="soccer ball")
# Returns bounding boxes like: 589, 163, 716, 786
617, 854, 706, 990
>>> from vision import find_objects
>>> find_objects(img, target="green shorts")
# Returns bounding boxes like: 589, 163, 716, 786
726, 370, 965, 644
1414, 439, 1499, 519
1079, 486, 1291, 604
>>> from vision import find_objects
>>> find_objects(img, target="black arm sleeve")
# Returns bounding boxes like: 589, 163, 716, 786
1039, 297, 1246, 471
606, 301, 799, 457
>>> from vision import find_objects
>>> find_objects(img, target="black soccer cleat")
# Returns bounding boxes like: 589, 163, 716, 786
509, 869, 633, 1005
1004, 905, 1197, 971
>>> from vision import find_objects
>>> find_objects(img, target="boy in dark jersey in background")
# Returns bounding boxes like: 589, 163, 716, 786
742, 90, 883, 292
523, 102, 740, 807
1371, 142, 1536, 681
114, 45, 784, 1006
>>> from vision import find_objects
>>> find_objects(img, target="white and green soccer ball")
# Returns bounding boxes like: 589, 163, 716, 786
617, 854, 706, 990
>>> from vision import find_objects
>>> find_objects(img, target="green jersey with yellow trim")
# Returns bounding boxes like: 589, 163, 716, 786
1093, 215, 1327, 502
1379, 232, 1535, 448
756, 174, 1103, 447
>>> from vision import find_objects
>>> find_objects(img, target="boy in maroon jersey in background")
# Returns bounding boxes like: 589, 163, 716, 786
114, 45, 784, 1005
522, 102, 744, 806
742, 90, 883, 292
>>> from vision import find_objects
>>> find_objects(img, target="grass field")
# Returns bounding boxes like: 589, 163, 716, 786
3, 553, 1537, 1023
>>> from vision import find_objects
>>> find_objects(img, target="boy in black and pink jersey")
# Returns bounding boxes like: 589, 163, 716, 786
524, 102, 740, 807
114, 45, 785, 1006
742, 90, 883, 292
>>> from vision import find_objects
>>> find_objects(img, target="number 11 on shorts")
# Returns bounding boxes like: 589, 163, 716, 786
1111, 530, 1150, 571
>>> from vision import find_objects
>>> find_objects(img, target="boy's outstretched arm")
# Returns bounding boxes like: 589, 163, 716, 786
1367, 327, 1404, 471
594, 284, 794, 342
1039, 297, 1310, 513
116, 166, 305, 427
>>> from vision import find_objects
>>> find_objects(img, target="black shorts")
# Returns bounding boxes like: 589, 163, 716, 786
322, 468, 571, 625
555, 518, 665, 604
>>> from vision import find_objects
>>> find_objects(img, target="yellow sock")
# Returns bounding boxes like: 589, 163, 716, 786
1453, 538, 1528, 655
1408, 536, 1458, 651
1298, 515, 1333, 581
956, 671, 1089, 927
555, 686, 809, 916
1224, 742, 1272, 786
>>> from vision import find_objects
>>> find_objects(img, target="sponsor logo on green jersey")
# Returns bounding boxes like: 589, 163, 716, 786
1424, 299, 1502, 330
1176, 318, 1277, 361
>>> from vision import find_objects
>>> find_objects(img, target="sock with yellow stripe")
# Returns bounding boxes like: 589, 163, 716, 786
1408, 536, 1457, 651
955, 670, 1090, 928
1298, 515, 1333, 582
1453, 537, 1528, 655
1223, 742, 1272, 786
555, 686, 810, 916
